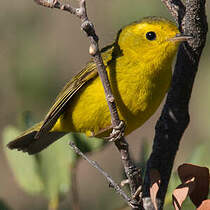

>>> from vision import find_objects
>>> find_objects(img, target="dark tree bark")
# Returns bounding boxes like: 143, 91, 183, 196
142, 0, 208, 209
34, 1, 142, 209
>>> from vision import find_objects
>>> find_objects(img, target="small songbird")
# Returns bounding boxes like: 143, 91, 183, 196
7, 17, 190, 154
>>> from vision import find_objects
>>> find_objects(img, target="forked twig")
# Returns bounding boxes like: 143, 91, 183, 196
33, 0, 121, 125
69, 141, 137, 208
34, 0, 142, 209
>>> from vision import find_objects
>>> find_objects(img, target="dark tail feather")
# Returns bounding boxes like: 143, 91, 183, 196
7, 129, 66, 155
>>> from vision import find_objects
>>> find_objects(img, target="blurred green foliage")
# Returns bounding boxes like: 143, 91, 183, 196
2, 124, 105, 209
3, 126, 44, 194
0, 200, 11, 210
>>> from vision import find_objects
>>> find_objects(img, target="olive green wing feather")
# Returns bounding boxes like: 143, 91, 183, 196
36, 44, 115, 139
35, 62, 98, 138
7, 62, 98, 153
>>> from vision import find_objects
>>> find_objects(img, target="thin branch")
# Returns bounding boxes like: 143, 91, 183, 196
34, 0, 77, 14
115, 139, 142, 207
34, 0, 120, 126
161, 0, 185, 23
143, 0, 208, 209
34, 0, 142, 209
69, 141, 136, 208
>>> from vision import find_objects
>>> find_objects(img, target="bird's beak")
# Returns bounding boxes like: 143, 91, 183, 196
169, 33, 192, 42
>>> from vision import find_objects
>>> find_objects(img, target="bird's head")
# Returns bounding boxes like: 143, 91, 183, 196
117, 17, 191, 65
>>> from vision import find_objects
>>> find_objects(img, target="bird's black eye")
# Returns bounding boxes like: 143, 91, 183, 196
146, 31, 156, 41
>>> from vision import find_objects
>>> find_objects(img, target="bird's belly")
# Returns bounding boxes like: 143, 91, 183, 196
52, 68, 171, 136
52, 77, 112, 135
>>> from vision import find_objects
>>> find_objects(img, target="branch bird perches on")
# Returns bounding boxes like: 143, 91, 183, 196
34, 0, 142, 209
33, 0, 208, 210
142, 0, 208, 209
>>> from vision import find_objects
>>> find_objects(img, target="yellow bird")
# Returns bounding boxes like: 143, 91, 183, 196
7, 17, 190, 154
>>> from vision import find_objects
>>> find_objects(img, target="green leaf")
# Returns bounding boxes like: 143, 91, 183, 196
188, 140, 210, 167
2, 126, 44, 194
3, 126, 78, 202
3, 125, 106, 205
38, 134, 77, 200
38, 133, 105, 201
164, 171, 180, 206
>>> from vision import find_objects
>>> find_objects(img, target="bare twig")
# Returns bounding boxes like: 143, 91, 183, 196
115, 140, 142, 207
34, 0, 142, 209
34, 0, 121, 127
143, 0, 208, 209
69, 141, 137, 208
34, 0, 77, 14
161, 0, 185, 23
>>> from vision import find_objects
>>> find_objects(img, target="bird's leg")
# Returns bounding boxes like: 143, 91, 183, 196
104, 120, 126, 142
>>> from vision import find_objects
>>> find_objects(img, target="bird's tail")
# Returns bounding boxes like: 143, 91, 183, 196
7, 122, 66, 155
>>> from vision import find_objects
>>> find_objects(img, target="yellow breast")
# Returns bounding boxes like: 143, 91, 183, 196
51, 17, 180, 137
52, 53, 172, 136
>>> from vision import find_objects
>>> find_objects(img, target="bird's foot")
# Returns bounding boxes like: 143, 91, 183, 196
104, 120, 125, 142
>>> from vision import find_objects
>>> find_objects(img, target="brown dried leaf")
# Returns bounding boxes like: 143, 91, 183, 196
178, 163, 209, 207
172, 177, 195, 210
150, 169, 161, 210
197, 200, 210, 210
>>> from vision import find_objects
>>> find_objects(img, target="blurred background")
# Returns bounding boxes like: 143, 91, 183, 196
0, 0, 210, 209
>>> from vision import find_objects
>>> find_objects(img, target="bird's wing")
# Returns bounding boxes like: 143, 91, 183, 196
36, 44, 115, 138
